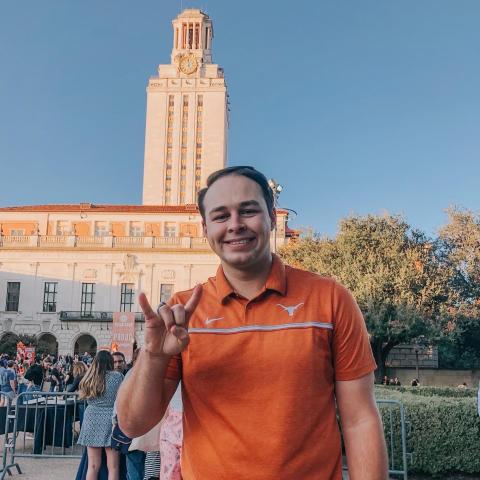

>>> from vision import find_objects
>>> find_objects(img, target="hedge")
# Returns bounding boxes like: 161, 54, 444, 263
375, 386, 480, 476
382, 385, 477, 398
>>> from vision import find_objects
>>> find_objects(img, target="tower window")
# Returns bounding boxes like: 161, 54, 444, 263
195, 23, 200, 49
188, 25, 194, 48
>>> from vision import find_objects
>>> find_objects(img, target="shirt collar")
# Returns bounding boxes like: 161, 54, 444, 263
215, 254, 287, 303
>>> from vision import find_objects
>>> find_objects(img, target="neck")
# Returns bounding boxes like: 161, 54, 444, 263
222, 253, 273, 300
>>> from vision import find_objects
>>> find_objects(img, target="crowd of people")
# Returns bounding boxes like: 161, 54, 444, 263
0, 349, 183, 480
0, 351, 93, 406
381, 375, 402, 386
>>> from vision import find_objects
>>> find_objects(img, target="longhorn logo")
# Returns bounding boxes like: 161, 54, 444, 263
276, 303, 304, 316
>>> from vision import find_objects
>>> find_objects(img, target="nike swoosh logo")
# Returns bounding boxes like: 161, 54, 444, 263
205, 317, 224, 325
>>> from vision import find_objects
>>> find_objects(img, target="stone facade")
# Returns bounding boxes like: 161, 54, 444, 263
386, 344, 439, 369
385, 367, 480, 388
142, 9, 228, 205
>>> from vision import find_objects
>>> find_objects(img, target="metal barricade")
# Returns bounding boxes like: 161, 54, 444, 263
376, 399, 408, 479
0, 392, 22, 480
4, 391, 86, 473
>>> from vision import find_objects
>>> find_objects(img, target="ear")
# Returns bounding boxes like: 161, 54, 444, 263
270, 208, 277, 231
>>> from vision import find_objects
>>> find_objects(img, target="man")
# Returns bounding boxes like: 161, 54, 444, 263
118, 166, 388, 479
112, 351, 127, 374
82, 351, 92, 365
24, 356, 44, 391
0, 360, 18, 403
49, 362, 62, 392
0, 360, 7, 407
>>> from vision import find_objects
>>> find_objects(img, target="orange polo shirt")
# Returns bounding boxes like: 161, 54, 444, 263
166, 255, 376, 480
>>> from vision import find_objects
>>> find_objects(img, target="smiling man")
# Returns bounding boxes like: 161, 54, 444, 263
117, 166, 388, 480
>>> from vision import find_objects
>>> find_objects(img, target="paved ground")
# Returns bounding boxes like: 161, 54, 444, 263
1, 432, 80, 479
2, 453, 351, 480
3, 456, 79, 479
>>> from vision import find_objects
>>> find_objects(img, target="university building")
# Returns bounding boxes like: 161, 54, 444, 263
0, 9, 291, 356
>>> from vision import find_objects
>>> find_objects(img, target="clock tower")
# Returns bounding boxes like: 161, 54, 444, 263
142, 9, 229, 206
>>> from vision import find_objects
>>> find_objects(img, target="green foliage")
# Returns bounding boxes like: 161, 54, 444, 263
378, 385, 476, 398
375, 386, 480, 475
0, 333, 37, 357
439, 207, 480, 306
438, 315, 480, 369
279, 214, 452, 378
437, 208, 480, 368
279, 210, 480, 371
0, 332, 19, 356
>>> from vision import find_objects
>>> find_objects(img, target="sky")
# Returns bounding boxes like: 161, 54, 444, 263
0, 1, 479, 237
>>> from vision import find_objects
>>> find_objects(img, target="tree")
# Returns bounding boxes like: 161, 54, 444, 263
0, 333, 37, 358
439, 207, 480, 310
280, 214, 452, 380
437, 207, 480, 367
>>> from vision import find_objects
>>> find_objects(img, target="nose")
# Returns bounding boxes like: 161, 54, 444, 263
227, 212, 246, 233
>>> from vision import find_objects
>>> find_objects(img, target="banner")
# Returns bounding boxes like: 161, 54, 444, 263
24, 346, 36, 364
111, 312, 135, 363
16, 342, 36, 366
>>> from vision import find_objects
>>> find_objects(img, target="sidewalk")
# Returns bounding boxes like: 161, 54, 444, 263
3, 456, 79, 479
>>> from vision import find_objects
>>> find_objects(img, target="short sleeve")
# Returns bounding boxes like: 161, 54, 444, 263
331, 282, 376, 381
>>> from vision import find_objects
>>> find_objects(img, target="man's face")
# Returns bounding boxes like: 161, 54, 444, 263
113, 355, 125, 372
202, 175, 275, 272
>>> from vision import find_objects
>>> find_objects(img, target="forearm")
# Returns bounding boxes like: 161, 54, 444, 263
116, 349, 171, 437
342, 413, 388, 480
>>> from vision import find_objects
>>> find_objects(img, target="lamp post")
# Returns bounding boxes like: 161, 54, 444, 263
268, 178, 283, 253
413, 335, 427, 383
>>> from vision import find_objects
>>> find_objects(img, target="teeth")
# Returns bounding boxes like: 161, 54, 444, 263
228, 239, 250, 245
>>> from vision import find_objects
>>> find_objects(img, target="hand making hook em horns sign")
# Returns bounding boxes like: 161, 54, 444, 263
138, 284, 203, 357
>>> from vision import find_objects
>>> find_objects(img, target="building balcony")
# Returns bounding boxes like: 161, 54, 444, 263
0, 235, 212, 251
59, 311, 145, 322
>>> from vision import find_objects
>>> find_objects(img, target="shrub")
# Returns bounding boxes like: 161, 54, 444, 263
382, 385, 477, 398
375, 386, 480, 476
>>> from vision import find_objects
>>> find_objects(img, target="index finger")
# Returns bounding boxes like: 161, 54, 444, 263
138, 292, 156, 320
185, 284, 203, 320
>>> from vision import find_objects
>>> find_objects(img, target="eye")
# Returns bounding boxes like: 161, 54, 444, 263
240, 209, 258, 216
212, 213, 229, 222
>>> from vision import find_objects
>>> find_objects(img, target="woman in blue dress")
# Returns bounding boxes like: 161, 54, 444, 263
78, 350, 123, 480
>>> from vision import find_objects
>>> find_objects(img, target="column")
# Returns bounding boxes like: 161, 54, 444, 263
104, 263, 115, 311
67, 263, 77, 311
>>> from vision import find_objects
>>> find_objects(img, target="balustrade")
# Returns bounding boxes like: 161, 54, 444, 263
0, 234, 211, 251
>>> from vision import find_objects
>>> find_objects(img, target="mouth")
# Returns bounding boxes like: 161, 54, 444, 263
223, 237, 255, 247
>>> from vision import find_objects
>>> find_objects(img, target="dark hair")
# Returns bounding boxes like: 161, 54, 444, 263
112, 351, 125, 361
197, 166, 274, 220
7, 360, 14, 368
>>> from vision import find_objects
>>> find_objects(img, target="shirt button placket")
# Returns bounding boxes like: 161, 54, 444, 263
244, 303, 251, 323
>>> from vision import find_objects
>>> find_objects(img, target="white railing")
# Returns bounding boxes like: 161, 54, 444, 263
38, 235, 69, 247
113, 236, 145, 247
1, 235, 36, 247
191, 237, 211, 250
153, 236, 182, 248
76, 236, 107, 247
0, 235, 211, 251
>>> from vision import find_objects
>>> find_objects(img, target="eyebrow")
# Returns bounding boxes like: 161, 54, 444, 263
208, 200, 262, 216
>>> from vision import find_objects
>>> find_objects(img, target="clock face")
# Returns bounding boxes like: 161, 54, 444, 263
179, 54, 198, 75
